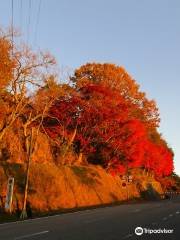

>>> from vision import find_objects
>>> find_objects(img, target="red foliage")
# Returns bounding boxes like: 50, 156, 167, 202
43, 82, 174, 177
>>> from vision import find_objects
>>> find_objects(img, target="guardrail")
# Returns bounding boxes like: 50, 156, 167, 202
161, 191, 180, 199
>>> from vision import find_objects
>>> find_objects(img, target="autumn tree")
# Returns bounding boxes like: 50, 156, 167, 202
0, 28, 58, 218
0, 29, 56, 142
44, 83, 144, 170
1, 26, 173, 183
0, 34, 14, 90
71, 63, 160, 128
45, 64, 174, 177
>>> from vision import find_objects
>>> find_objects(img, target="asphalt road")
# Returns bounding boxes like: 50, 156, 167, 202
0, 196, 179, 240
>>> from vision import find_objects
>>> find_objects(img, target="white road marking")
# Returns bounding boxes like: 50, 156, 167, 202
0, 210, 93, 227
131, 209, 140, 213
163, 217, 167, 221
14, 230, 49, 239
0, 205, 124, 227
176, 211, 180, 214
169, 214, 173, 217
123, 233, 133, 239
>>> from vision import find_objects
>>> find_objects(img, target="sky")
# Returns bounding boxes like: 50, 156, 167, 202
0, 0, 180, 175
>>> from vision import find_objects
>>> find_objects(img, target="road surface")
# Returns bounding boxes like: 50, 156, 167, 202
0, 196, 179, 240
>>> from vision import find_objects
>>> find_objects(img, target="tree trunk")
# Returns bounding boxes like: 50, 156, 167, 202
76, 152, 83, 165
20, 128, 34, 219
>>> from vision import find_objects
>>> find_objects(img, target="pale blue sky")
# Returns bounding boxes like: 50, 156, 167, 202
0, 0, 180, 174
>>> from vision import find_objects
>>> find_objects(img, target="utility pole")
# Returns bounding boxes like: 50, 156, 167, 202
126, 174, 129, 201
126, 162, 129, 201
20, 127, 34, 219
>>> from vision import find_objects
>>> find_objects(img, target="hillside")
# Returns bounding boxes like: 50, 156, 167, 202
0, 162, 163, 213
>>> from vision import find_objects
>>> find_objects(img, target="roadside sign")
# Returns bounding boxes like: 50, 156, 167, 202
122, 175, 126, 180
122, 175, 133, 182
5, 177, 14, 212
128, 175, 133, 182
122, 182, 127, 187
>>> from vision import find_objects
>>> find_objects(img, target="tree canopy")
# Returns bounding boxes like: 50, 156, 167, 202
0, 30, 174, 179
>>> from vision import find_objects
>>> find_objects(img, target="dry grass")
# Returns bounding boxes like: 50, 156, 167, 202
0, 163, 163, 216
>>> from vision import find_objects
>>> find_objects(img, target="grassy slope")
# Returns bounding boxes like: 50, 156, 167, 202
0, 162, 163, 214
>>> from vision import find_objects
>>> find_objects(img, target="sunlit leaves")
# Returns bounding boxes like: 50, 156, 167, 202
44, 80, 174, 177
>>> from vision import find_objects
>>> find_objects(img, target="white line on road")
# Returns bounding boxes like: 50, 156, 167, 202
162, 217, 167, 221
169, 214, 173, 217
176, 211, 180, 214
123, 233, 133, 239
0, 205, 126, 227
14, 230, 49, 239
131, 209, 140, 213
0, 211, 86, 227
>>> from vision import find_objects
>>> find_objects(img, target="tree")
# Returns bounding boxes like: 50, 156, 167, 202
0, 36, 14, 90
71, 63, 160, 128
0, 29, 57, 218
44, 83, 135, 168
45, 80, 174, 177
0, 30, 56, 142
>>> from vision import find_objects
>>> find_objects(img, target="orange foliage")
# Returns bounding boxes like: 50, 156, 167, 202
0, 37, 14, 90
